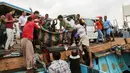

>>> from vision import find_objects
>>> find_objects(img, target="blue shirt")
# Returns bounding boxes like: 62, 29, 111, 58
104, 20, 111, 29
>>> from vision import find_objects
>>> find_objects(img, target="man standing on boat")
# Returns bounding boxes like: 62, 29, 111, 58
95, 17, 104, 43
74, 20, 93, 68
58, 15, 73, 45
5, 9, 17, 51
104, 16, 114, 42
21, 16, 40, 73
19, 11, 28, 32
66, 16, 76, 45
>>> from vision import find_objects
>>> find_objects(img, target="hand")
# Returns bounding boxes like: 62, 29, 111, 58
94, 31, 96, 33
13, 19, 18, 22
74, 33, 79, 38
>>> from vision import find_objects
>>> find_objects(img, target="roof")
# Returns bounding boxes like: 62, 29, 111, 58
0, 1, 31, 13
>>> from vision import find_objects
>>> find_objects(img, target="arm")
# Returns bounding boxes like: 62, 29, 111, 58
29, 8, 33, 15
94, 23, 97, 32
60, 23, 62, 30
34, 23, 40, 29
19, 17, 22, 29
108, 21, 112, 28
5, 18, 14, 23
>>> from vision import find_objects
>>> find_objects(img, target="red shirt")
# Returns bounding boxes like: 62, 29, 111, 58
22, 21, 40, 40
5, 13, 13, 29
31, 15, 37, 20
96, 21, 102, 30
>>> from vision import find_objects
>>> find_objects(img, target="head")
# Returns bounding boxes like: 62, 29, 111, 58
71, 50, 78, 56
77, 14, 80, 19
27, 16, 33, 22
75, 20, 79, 25
104, 16, 107, 21
34, 19, 39, 22
52, 52, 61, 60
1, 15, 5, 19
34, 11, 39, 17
22, 11, 26, 16
45, 14, 49, 19
99, 17, 102, 21
10, 9, 15, 15
40, 16, 44, 20
58, 15, 63, 21
67, 17, 71, 21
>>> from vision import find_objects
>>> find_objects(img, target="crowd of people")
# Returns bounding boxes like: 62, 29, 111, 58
0, 9, 115, 73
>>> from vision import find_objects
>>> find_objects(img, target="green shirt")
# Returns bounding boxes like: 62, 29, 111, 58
60, 21, 72, 30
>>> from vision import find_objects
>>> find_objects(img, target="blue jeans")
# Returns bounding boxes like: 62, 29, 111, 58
97, 29, 104, 42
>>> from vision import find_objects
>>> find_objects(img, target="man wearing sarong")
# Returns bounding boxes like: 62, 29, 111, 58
74, 20, 93, 68
21, 17, 40, 73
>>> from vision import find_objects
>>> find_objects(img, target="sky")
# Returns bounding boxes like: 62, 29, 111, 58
1, 0, 130, 28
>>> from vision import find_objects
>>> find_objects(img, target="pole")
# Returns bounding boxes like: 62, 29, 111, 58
122, 5, 125, 22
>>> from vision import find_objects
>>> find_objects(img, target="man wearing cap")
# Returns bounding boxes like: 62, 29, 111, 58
95, 17, 104, 43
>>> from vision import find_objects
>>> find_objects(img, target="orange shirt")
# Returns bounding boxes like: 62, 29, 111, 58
96, 21, 102, 30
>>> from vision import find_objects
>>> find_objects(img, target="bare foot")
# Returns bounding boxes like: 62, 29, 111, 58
10, 47, 16, 51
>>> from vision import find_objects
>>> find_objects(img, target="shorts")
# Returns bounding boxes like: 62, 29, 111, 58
80, 35, 89, 46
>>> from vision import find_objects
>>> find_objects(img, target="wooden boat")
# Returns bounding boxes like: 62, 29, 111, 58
1, 38, 130, 73
1, 26, 130, 73
1, 1, 130, 73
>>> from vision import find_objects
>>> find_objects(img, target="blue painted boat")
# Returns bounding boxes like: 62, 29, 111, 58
93, 53, 130, 73
10, 52, 130, 73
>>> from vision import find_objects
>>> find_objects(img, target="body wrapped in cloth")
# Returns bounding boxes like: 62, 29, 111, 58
39, 27, 65, 47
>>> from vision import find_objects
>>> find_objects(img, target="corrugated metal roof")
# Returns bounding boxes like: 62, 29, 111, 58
0, 1, 31, 13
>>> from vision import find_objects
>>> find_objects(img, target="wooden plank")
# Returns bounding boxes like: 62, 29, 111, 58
89, 38, 126, 53
0, 57, 24, 71
126, 38, 130, 44
0, 50, 72, 71
50, 50, 72, 61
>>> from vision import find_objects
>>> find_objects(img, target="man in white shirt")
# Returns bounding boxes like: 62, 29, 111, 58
66, 17, 75, 28
19, 11, 28, 31
74, 20, 93, 68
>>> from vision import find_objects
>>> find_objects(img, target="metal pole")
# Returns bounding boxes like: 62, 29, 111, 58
122, 5, 125, 22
